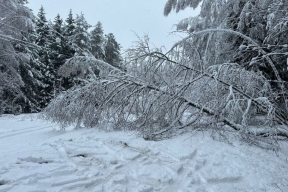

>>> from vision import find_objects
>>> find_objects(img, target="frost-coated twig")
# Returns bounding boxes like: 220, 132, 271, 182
143, 50, 287, 125
169, 28, 284, 89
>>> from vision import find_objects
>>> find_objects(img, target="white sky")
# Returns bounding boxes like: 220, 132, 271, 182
27, 0, 200, 51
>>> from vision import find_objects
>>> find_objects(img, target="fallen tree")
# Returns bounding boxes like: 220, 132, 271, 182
44, 32, 288, 151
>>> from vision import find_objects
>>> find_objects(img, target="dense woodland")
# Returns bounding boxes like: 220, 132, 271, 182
1, 0, 288, 150
0, 0, 122, 114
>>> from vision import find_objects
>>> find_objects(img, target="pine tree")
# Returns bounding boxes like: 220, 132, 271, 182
35, 6, 54, 108
64, 9, 75, 37
90, 21, 105, 60
164, 0, 288, 117
48, 14, 67, 94
0, 0, 41, 113
164, 0, 288, 85
35, 6, 50, 48
72, 12, 92, 55
104, 33, 122, 68
50, 14, 64, 65
14, 30, 46, 113
63, 9, 75, 58
18, 58, 43, 113
59, 9, 77, 90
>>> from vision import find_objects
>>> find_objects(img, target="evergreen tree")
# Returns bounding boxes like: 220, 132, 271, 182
60, 9, 77, 90
50, 14, 64, 66
63, 9, 75, 58
72, 13, 92, 55
64, 9, 75, 37
104, 33, 122, 68
164, 0, 288, 85
18, 58, 43, 113
35, 6, 54, 107
35, 6, 50, 48
0, 0, 41, 113
164, 0, 288, 117
14, 31, 46, 113
90, 21, 105, 60
49, 14, 66, 94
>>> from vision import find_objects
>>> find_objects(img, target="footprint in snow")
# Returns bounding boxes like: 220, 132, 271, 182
17, 157, 53, 164
0, 180, 9, 186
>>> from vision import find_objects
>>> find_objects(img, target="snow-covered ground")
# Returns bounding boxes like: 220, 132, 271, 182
0, 114, 288, 192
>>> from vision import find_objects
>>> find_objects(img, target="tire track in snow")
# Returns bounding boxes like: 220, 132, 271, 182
0, 125, 54, 139
0, 124, 48, 135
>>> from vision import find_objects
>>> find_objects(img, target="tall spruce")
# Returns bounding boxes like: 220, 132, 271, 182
63, 9, 75, 58
164, 0, 288, 84
90, 21, 105, 60
0, 0, 41, 113
35, 6, 50, 48
72, 13, 92, 55
59, 10, 77, 90
104, 33, 122, 68
35, 6, 53, 108
164, 0, 288, 117
49, 14, 66, 94
50, 14, 64, 66
14, 31, 45, 113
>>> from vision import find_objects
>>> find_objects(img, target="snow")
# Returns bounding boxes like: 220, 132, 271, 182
1, 114, 288, 192
56, 37, 61, 43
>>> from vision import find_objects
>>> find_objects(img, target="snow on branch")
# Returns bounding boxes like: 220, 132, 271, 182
45, 31, 288, 150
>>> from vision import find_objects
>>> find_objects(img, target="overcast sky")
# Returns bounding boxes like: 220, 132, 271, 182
27, 0, 200, 51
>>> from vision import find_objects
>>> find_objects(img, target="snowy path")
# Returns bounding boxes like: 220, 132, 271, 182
0, 114, 62, 165
0, 114, 288, 192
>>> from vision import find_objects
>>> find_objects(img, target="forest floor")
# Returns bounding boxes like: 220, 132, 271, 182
0, 114, 288, 192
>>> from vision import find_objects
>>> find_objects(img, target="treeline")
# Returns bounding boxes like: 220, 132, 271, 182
0, 1, 122, 114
